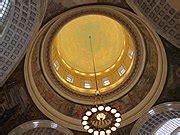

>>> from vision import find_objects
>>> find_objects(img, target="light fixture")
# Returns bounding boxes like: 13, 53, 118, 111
81, 36, 122, 134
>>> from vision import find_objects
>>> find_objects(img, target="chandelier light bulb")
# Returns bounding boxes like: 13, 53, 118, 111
91, 107, 98, 113
111, 109, 117, 114
98, 105, 104, 111
115, 112, 121, 117
111, 127, 117, 131
116, 118, 122, 122
100, 131, 105, 135
84, 125, 90, 130
105, 106, 111, 111
86, 111, 92, 116
94, 130, 99, 135
88, 129, 93, 133
115, 122, 120, 127
83, 116, 88, 121
106, 129, 111, 134
82, 121, 88, 125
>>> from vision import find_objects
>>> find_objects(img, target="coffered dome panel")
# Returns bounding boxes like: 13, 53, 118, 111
0, 0, 47, 86
8, 120, 73, 135
126, 0, 180, 48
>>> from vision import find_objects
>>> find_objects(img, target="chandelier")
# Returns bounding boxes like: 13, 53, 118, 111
81, 36, 122, 135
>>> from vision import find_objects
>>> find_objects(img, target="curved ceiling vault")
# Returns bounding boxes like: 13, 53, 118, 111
131, 102, 180, 135
8, 120, 74, 135
24, 5, 167, 132
0, 0, 48, 86
126, 0, 180, 48
1, 0, 179, 135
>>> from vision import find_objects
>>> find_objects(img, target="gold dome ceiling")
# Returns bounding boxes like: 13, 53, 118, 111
24, 5, 167, 131
40, 6, 146, 104
51, 14, 135, 94
52, 15, 132, 73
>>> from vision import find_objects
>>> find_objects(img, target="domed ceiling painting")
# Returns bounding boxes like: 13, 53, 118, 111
25, 5, 167, 131
0, 0, 179, 135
